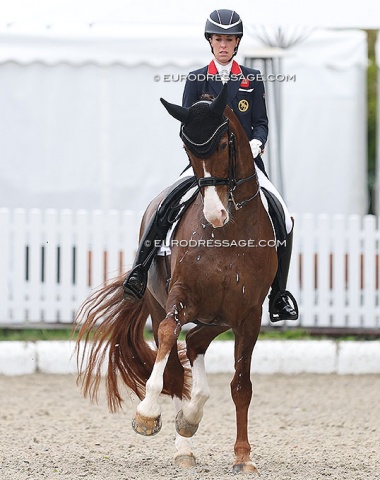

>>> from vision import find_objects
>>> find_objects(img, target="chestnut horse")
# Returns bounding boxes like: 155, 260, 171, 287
76, 84, 277, 474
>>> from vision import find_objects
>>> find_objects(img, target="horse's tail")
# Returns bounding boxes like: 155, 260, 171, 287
75, 275, 191, 412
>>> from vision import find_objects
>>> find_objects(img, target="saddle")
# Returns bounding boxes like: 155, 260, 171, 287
156, 176, 198, 228
260, 187, 287, 247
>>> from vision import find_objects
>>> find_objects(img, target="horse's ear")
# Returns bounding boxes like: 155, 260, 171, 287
160, 98, 189, 123
209, 83, 228, 117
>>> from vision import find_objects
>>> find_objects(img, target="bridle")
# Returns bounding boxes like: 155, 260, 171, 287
184, 120, 260, 210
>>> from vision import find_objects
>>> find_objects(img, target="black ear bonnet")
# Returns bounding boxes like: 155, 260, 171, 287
180, 102, 228, 159
160, 83, 230, 159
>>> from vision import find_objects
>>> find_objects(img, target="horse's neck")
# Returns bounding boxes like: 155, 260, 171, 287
233, 143, 260, 207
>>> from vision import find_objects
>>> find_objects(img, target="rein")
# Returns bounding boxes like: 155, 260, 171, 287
196, 123, 260, 210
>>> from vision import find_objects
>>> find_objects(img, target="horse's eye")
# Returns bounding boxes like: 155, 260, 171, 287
220, 142, 228, 151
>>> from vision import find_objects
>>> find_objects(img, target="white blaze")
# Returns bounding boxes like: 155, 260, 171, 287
202, 162, 229, 228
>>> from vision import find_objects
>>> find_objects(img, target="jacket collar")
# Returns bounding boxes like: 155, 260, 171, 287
207, 60, 244, 102
207, 60, 242, 76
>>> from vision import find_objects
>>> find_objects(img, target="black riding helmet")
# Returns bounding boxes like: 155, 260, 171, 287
205, 9, 243, 59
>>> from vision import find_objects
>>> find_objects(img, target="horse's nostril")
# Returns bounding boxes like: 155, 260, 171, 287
220, 209, 229, 226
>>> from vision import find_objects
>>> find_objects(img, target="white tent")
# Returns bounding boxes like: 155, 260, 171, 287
1, 0, 380, 29
279, 29, 368, 215
0, 22, 368, 214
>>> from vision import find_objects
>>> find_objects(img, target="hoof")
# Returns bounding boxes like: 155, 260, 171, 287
174, 454, 196, 468
175, 410, 199, 438
132, 411, 162, 436
232, 461, 258, 475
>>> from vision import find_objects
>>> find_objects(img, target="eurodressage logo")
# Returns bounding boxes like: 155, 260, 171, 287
149, 239, 286, 248
238, 100, 249, 112
153, 74, 297, 83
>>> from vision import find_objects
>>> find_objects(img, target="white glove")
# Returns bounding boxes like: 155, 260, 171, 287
250, 139, 262, 159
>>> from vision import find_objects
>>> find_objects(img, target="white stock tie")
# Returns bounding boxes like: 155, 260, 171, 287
220, 68, 230, 84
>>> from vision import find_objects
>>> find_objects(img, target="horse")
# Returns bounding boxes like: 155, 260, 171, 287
75, 84, 277, 474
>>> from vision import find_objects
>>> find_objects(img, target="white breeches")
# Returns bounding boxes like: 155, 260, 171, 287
256, 168, 293, 234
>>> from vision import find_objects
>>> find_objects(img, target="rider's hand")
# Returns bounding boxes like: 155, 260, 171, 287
250, 139, 262, 159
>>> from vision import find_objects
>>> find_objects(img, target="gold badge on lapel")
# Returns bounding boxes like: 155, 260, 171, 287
238, 99, 249, 112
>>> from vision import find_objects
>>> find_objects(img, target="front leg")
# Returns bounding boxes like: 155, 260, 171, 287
132, 305, 183, 436
231, 316, 261, 474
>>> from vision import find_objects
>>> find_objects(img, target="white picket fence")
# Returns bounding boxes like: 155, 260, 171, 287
0, 208, 379, 329
0, 208, 139, 325
289, 214, 380, 329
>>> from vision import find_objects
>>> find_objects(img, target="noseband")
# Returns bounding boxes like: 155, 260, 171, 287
184, 120, 260, 210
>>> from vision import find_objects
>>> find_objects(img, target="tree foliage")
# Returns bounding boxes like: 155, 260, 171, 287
367, 30, 377, 213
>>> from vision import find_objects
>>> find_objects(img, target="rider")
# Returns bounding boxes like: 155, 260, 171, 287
123, 9, 298, 323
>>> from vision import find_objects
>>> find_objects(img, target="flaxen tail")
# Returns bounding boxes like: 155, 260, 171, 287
75, 275, 157, 412
75, 275, 190, 412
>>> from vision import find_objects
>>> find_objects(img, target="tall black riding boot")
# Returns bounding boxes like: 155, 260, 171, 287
122, 176, 197, 302
269, 225, 299, 322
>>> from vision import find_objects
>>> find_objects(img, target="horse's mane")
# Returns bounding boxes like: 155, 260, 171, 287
200, 93, 214, 102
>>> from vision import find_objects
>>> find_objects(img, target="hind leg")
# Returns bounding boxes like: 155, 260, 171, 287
230, 314, 261, 474
175, 325, 229, 437
172, 396, 197, 468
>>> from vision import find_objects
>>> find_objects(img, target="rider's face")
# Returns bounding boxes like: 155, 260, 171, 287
209, 34, 240, 65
